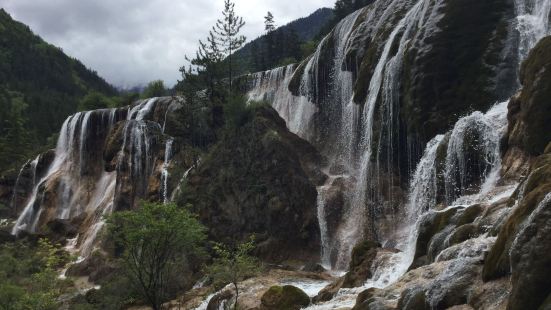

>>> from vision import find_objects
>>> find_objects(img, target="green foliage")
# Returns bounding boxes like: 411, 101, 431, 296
0, 239, 72, 310
300, 40, 319, 60
142, 80, 167, 98
224, 95, 253, 129
205, 237, 262, 309
0, 88, 33, 172
107, 202, 206, 310
78, 91, 115, 111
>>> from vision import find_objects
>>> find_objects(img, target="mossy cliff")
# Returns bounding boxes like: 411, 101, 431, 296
178, 105, 325, 262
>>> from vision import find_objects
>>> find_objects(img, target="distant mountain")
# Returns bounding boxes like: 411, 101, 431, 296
231, 8, 334, 74
0, 8, 117, 172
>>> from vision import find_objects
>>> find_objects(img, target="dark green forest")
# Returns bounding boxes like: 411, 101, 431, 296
0, 9, 117, 173
230, 8, 334, 74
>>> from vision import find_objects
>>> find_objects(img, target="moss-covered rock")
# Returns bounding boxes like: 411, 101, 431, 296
507, 36, 551, 156
179, 105, 324, 262
260, 285, 310, 310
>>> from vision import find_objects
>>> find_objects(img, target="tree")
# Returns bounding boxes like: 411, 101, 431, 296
142, 80, 167, 98
205, 237, 262, 310
78, 91, 113, 111
107, 202, 206, 310
264, 12, 276, 33
211, 0, 246, 95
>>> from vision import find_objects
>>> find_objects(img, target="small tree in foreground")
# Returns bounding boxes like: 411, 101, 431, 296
107, 202, 206, 310
205, 237, 262, 310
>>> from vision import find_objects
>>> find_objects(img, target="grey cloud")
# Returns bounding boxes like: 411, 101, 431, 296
1, 0, 334, 87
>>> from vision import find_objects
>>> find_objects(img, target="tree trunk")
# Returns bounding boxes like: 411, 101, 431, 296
233, 282, 239, 310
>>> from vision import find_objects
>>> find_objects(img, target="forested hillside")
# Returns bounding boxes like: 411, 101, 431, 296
0, 9, 117, 172
230, 8, 334, 74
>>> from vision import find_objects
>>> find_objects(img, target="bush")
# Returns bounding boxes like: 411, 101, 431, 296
107, 202, 206, 310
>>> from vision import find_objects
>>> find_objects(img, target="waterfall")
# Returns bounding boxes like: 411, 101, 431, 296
515, 0, 551, 61
161, 138, 174, 204
12, 98, 178, 258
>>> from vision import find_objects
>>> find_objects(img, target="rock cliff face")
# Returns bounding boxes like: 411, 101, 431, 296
241, 0, 551, 308
178, 106, 325, 262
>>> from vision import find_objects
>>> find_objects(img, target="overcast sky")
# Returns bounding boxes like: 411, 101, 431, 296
1, 0, 334, 88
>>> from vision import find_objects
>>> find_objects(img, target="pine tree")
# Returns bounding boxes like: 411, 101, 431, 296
211, 0, 246, 96
264, 11, 276, 33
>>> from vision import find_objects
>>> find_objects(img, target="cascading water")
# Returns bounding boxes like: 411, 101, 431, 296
246, 0, 551, 305
161, 138, 174, 204
11, 97, 178, 258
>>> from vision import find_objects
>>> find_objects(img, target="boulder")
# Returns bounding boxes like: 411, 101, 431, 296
260, 285, 310, 310
313, 277, 344, 303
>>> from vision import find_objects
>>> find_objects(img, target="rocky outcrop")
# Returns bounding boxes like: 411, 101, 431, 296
179, 105, 325, 262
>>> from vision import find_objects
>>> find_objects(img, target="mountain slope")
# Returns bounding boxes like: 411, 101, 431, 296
231, 8, 334, 74
0, 8, 117, 172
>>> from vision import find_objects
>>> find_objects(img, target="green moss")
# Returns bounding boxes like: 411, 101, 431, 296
261, 285, 310, 310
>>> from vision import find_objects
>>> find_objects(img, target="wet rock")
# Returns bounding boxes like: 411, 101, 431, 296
66, 251, 117, 283
103, 121, 126, 172
207, 290, 234, 310
313, 277, 344, 303
302, 263, 326, 273
483, 152, 551, 281
397, 287, 429, 310
342, 240, 381, 288
507, 192, 551, 310
410, 207, 459, 268
352, 287, 389, 310
260, 285, 310, 310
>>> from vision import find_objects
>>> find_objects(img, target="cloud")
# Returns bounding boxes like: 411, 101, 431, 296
1, 0, 334, 87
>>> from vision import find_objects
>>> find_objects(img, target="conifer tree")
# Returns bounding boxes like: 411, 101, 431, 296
211, 0, 246, 96
264, 11, 276, 32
